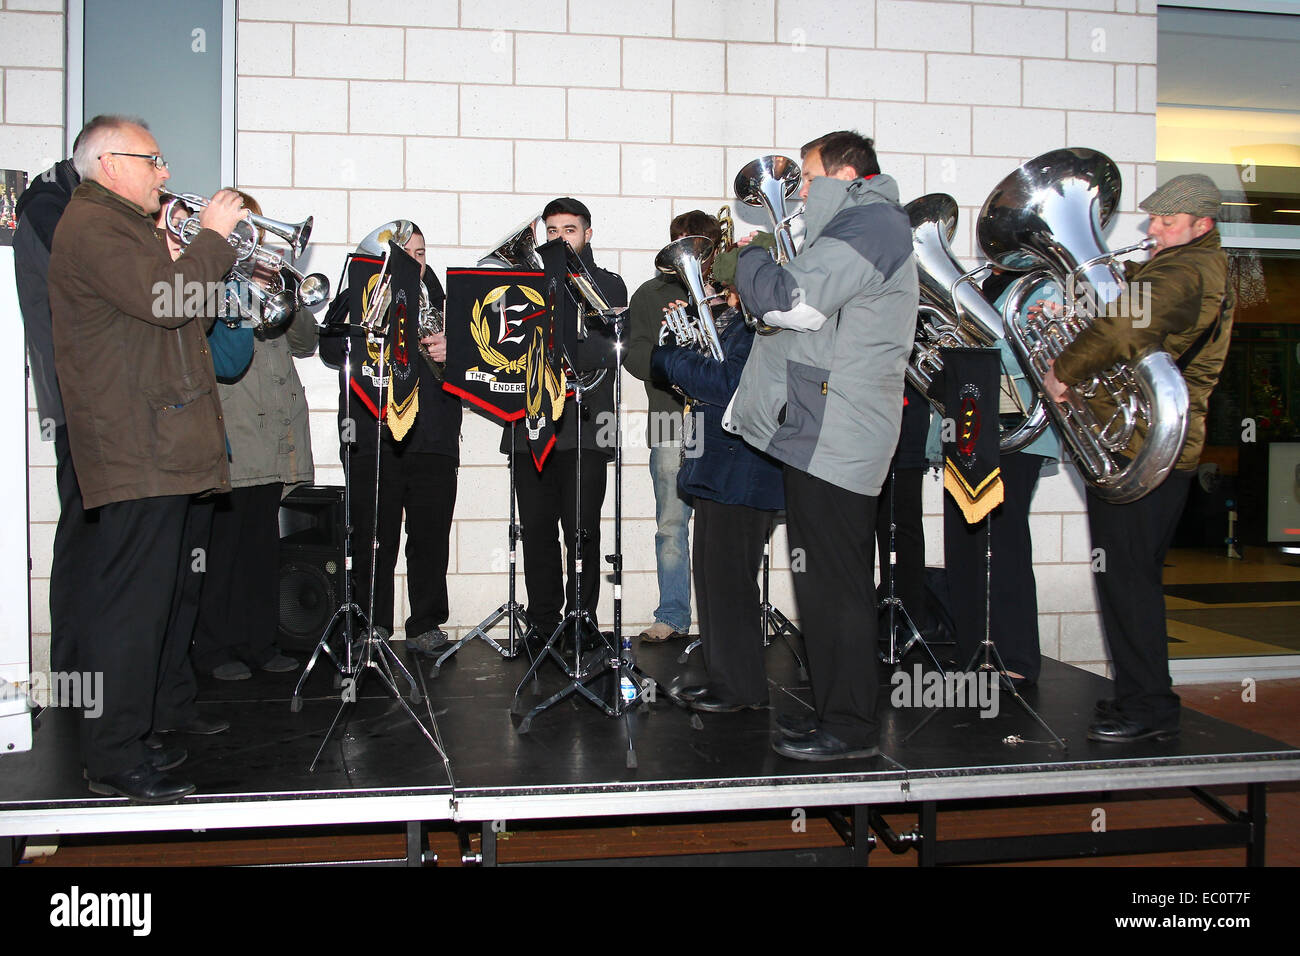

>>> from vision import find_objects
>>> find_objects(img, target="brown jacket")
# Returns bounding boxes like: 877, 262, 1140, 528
1053, 228, 1234, 473
49, 180, 239, 509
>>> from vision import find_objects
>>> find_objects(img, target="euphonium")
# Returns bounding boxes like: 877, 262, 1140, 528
352, 220, 414, 334
734, 155, 802, 264
479, 215, 543, 269
655, 236, 724, 362
978, 147, 1189, 503
905, 193, 1048, 453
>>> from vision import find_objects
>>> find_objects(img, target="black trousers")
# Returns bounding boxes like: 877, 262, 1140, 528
783, 468, 880, 747
693, 498, 772, 704
1087, 470, 1192, 729
351, 449, 458, 636
192, 483, 284, 673
512, 448, 608, 631
875, 464, 932, 633
50, 425, 87, 674
69, 494, 200, 778
944, 453, 1045, 681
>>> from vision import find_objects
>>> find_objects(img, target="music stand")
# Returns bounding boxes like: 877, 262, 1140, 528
510, 244, 659, 766
902, 515, 1065, 749
298, 248, 450, 772
430, 420, 531, 674
878, 462, 946, 672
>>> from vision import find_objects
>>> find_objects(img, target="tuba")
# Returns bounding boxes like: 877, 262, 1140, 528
978, 147, 1188, 503
655, 236, 724, 362
905, 193, 1048, 453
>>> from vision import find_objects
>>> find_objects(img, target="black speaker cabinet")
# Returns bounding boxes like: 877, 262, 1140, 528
278, 485, 345, 652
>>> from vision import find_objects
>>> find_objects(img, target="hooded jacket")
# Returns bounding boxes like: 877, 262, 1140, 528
49, 180, 238, 509
1053, 228, 1233, 473
728, 173, 919, 496
13, 159, 79, 426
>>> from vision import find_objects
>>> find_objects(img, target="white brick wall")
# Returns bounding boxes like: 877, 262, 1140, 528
10, 2, 1162, 679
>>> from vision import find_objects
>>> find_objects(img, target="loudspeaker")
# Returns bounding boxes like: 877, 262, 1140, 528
278, 485, 345, 652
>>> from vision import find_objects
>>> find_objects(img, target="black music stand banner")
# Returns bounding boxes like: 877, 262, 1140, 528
345, 243, 422, 440
442, 268, 566, 468
938, 346, 1004, 524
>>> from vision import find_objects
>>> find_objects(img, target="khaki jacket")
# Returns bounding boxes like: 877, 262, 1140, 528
1053, 228, 1234, 473
219, 305, 317, 489
49, 180, 238, 509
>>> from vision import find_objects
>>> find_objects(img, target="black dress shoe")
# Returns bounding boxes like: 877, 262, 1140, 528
83, 746, 186, 780
1087, 716, 1179, 743
142, 733, 164, 751
775, 712, 818, 740
689, 693, 766, 714
157, 716, 230, 736
674, 684, 709, 702
772, 729, 880, 762
87, 763, 196, 804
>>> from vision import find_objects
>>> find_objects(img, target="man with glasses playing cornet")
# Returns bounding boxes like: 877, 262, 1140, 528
49, 115, 246, 803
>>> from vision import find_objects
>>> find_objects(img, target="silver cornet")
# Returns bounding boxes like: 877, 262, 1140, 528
162, 190, 330, 330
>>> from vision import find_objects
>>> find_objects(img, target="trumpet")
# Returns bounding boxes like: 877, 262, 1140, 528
161, 190, 330, 330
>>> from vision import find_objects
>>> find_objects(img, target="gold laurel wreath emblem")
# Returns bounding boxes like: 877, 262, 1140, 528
468, 284, 546, 375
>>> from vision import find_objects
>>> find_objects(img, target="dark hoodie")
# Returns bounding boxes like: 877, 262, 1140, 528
13, 159, 80, 426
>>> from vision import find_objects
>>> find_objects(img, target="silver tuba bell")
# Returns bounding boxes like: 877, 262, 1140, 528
905, 193, 1049, 454
978, 147, 1188, 503
655, 236, 725, 362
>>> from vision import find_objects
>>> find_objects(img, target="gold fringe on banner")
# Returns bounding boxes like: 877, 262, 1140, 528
944, 457, 1003, 524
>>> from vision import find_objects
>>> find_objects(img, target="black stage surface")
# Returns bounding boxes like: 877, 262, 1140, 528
1, 635, 1297, 865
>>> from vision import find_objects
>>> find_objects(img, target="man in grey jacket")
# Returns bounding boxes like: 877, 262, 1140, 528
725, 131, 918, 760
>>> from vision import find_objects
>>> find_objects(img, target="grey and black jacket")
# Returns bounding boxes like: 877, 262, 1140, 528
728, 173, 919, 497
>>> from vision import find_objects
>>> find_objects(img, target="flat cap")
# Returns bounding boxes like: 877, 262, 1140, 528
1139, 173, 1222, 219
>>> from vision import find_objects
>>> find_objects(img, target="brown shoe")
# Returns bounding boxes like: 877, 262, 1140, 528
639, 621, 684, 643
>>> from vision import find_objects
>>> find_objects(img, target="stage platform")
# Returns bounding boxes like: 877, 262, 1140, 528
1, 636, 1296, 866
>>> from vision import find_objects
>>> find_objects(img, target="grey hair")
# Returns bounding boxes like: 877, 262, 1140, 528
72, 114, 150, 181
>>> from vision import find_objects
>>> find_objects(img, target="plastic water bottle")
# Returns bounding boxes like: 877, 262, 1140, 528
619, 634, 637, 703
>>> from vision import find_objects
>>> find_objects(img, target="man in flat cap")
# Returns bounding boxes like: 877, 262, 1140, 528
1043, 173, 1234, 743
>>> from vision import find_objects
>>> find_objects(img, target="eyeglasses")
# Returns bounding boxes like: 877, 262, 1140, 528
100, 152, 169, 170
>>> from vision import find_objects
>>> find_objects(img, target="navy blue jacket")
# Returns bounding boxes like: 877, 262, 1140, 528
651, 317, 784, 512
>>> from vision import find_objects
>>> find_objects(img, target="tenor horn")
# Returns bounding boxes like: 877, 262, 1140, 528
978, 147, 1188, 503
655, 236, 724, 362
905, 193, 1048, 453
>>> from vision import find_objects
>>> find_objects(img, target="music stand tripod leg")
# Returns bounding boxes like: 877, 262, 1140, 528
432, 422, 532, 675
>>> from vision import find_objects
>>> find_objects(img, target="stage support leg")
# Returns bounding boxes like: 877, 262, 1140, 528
852, 805, 871, 867
1, 835, 20, 867
481, 822, 497, 867
917, 802, 937, 868
406, 821, 429, 867
1248, 783, 1266, 868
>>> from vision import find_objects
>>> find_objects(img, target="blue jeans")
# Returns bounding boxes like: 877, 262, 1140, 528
649, 445, 693, 632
